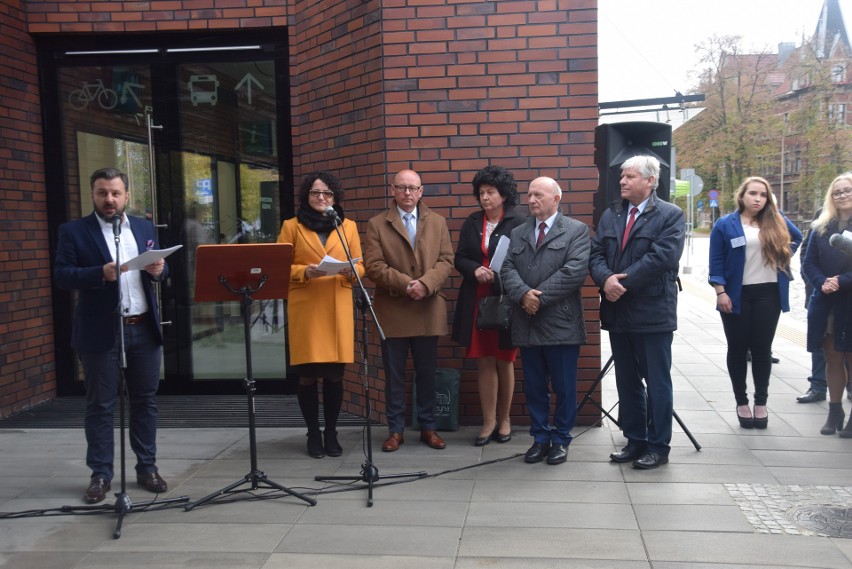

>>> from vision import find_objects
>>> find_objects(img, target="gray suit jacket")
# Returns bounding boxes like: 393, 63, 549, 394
501, 213, 590, 347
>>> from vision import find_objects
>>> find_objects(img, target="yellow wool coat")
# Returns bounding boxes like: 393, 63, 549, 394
364, 202, 454, 338
277, 217, 364, 366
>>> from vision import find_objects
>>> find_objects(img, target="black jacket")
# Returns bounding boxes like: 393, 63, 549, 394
589, 193, 685, 333
451, 207, 525, 348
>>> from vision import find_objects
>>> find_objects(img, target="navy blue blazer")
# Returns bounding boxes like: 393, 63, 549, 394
54, 213, 167, 353
708, 212, 802, 314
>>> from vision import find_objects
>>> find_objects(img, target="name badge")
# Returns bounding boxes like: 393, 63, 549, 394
730, 236, 746, 248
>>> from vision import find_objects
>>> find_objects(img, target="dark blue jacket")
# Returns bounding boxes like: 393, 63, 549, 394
803, 219, 852, 352
54, 213, 166, 353
589, 192, 685, 333
708, 212, 802, 314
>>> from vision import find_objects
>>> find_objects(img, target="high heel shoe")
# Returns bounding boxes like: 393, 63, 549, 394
752, 405, 768, 429
737, 406, 754, 429
474, 423, 496, 446
491, 420, 512, 443
821, 403, 846, 435
491, 429, 511, 443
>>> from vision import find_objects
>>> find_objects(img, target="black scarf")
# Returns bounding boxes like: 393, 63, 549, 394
296, 203, 345, 233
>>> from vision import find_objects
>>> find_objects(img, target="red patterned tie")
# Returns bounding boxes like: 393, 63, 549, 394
621, 207, 638, 251
536, 221, 546, 249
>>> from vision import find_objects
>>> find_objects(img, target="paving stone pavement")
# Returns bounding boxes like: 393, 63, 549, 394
2, 235, 852, 568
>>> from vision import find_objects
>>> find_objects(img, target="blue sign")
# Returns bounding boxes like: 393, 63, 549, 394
708, 190, 719, 200
195, 178, 213, 204
709, 199, 719, 208
697, 200, 704, 210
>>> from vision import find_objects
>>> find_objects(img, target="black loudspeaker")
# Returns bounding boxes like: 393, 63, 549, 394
593, 122, 672, 228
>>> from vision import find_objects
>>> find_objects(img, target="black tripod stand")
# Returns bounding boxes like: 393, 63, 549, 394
60, 217, 188, 538
186, 244, 316, 510
577, 354, 701, 451
314, 212, 425, 507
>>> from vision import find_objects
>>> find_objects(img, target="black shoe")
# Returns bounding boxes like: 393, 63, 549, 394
737, 407, 754, 429
821, 403, 846, 435
307, 430, 325, 458
609, 443, 646, 463
474, 434, 491, 447
546, 444, 568, 465
797, 389, 826, 403
633, 451, 669, 470
491, 426, 512, 444
771, 355, 780, 364
847, 389, 852, 402
524, 442, 551, 464
324, 430, 342, 457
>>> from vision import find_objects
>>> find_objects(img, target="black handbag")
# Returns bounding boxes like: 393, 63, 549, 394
476, 274, 512, 331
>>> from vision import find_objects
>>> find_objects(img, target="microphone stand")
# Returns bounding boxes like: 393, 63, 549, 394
60, 215, 188, 538
314, 210, 425, 507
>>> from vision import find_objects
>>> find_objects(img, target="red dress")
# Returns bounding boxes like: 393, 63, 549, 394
467, 214, 518, 362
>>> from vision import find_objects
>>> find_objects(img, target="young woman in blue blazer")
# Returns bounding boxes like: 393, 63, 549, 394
709, 177, 802, 429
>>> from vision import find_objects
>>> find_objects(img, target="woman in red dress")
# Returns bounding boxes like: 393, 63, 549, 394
452, 166, 526, 446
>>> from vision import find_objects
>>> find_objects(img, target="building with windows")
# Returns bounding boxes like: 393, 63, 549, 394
0, 1, 601, 424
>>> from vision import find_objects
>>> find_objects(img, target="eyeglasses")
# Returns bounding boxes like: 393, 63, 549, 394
392, 184, 422, 194
832, 187, 852, 199
309, 190, 335, 199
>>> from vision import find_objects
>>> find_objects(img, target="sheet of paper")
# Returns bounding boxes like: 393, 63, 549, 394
489, 235, 510, 272
122, 245, 183, 271
317, 254, 360, 274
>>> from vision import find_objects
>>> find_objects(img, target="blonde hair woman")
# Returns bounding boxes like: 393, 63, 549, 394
803, 172, 852, 437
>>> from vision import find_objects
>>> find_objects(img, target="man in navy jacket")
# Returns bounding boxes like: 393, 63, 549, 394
54, 167, 168, 504
589, 155, 685, 469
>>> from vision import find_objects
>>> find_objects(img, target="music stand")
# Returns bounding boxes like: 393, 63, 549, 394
577, 354, 701, 451
185, 243, 316, 510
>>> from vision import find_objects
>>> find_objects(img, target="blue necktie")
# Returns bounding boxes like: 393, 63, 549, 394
404, 213, 416, 247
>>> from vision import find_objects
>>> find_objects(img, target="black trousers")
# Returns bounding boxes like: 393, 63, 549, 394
720, 283, 781, 406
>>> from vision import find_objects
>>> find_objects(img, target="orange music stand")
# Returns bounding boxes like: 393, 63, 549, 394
186, 243, 316, 509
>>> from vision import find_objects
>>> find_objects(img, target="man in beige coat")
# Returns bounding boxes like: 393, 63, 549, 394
364, 169, 455, 452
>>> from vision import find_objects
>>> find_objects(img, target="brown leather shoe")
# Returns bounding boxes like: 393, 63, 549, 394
84, 477, 111, 504
382, 432, 404, 452
136, 471, 168, 493
420, 430, 446, 450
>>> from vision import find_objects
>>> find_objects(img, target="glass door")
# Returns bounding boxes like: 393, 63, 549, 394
43, 32, 294, 395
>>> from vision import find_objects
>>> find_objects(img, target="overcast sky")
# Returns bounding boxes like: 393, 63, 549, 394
598, 0, 852, 120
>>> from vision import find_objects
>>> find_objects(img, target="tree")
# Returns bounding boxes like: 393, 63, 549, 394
674, 35, 783, 210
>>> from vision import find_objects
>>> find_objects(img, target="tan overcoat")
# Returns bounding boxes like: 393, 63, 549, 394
277, 217, 364, 365
364, 202, 454, 338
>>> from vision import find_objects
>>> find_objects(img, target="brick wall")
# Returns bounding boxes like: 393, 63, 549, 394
0, 0, 54, 418
12, 0, 601, 426
376, 0, 601, 426
286, 0, 601, 427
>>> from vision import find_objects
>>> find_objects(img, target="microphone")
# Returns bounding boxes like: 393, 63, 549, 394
324, 206, 341, 222
111, 214, 122, 238
829, 232, 852, 255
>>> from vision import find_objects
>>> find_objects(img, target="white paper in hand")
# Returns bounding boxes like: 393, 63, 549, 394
489, 236, 510, 271
122, 245, 183, 271
317, 254, 360, 274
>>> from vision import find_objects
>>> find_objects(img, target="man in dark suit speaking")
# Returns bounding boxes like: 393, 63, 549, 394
54, 167, 169, 504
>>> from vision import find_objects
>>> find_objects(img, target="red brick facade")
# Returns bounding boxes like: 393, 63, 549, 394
0, 0, 600, 425
0, 1, 55, 417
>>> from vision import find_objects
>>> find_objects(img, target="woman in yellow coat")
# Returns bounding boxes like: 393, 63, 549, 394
277, 171, 364, 458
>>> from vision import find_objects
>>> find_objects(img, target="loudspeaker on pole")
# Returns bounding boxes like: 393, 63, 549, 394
593, 122, 672, 229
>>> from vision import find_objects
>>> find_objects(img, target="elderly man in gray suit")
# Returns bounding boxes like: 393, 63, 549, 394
502, 176, 590, 466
